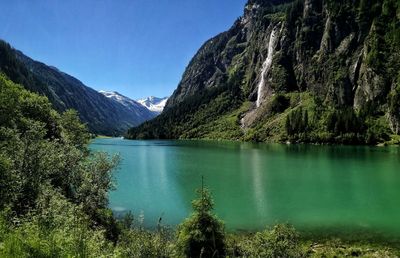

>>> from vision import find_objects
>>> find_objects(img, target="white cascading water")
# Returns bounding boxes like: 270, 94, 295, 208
256, 27, 278, 107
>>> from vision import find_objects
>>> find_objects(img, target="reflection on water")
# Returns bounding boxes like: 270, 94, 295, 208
90, 139, 400, 237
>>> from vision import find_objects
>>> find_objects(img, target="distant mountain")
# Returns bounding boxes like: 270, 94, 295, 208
99, 90, 157, 118
137, 96, 168, 114
0, 40, 154, 135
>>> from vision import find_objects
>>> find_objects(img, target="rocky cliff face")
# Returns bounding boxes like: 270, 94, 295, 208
128, 0, 400, 144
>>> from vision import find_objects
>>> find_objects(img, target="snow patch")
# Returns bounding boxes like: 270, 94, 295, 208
137, 96, 168, 114
99, 90, 143, 109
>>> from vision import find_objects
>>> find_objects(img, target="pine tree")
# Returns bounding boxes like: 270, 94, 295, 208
176, 177, 226, 257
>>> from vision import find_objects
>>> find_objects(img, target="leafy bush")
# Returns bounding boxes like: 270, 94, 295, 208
0, 73, 121, 246
114, 227, 173, 258
237, 224, 303, 258
0, 188, 112, 258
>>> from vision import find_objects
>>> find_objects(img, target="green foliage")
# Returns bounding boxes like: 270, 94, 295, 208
0, 188, 112, 258
59, 109, 90, 149
233, 224, 303, 258
0, 154, 13, 211
326, 108, 362, 135
306, 238, 400, 257
0, 73, 121, 251
324, 108, 390, 144
253, 224, 302, 258
265, 12, 286, 23
365, 116, 392, 143
285, 0, 304, 28
270, 94, 290, 114
76, 153, 119, 214
280, 92, 392, 144
127, 80, 243, 140
366, 19, 385, 69
388, 75, 400, 134
176, 186, 226, 258
286, 107, 309, 137
114, 226, 173, 257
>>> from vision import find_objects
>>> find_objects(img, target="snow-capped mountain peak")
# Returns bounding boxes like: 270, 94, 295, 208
137, 96, 168, 114
99, 90, 141, 108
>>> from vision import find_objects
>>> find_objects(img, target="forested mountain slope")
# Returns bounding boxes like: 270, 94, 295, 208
0, 40, 154, 135
127, 0, 400, 144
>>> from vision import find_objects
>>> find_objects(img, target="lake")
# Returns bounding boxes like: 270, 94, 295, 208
90, 138, 400, 238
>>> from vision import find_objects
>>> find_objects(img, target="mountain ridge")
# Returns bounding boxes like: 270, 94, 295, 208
0, 40, 155, 135
99, 90, 158, 121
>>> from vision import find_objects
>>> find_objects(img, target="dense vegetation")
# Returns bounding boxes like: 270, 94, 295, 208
127, 0, 400, 145
0, 40, 154, 136
0, 72, 121, 255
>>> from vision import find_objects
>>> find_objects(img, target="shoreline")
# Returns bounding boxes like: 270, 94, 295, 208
106, 135, 400, 147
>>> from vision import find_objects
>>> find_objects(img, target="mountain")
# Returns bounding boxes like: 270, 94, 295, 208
127, 0, 400, 144
99, 90, 157, 118
0, 40, 155, 135
137, 96, 168, 114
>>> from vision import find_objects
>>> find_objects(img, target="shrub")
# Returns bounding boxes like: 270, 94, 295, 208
114, 227, 173, 258
239, 224, 303, 258
0, 188, 112, 258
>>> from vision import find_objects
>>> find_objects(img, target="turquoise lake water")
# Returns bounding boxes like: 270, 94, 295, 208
90, 138, 400, 237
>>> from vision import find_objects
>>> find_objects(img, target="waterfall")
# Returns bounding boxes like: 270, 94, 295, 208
256, 27, 278, 107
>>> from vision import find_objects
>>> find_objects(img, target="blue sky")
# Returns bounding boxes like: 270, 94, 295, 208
0, 0, 247, 99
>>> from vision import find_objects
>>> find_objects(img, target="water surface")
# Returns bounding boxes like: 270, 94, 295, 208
90, 138, 400, 237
